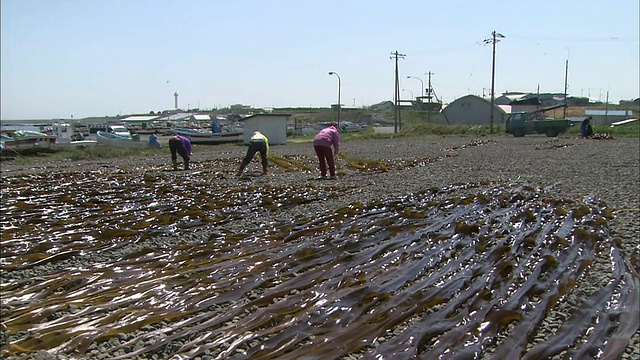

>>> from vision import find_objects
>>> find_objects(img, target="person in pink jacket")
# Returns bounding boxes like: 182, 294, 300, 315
313, 124, 340, 179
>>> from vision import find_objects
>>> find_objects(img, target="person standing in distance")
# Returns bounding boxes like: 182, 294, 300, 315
169, 133, 192, 170
313, 123, 340, 179
237, 131, 269, 176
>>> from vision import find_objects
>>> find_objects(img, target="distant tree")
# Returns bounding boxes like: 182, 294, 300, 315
230, 104, 251, 113
149, 111, 155, 114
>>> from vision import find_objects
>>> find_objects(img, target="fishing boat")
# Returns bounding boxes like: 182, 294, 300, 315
96, 125, 150, 149
0, 130, 57, 154
172, 128, 243, 144
50, 123, 97, 151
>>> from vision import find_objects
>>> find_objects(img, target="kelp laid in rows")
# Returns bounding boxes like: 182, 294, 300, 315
0, 160, 637, 359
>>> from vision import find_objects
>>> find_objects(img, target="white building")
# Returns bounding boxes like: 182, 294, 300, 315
441, 95, 506, 125
242, 113, 290, 145
189, 114, 211, 122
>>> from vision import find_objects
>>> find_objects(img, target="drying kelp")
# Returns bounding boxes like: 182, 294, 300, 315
1, 162, 637, 359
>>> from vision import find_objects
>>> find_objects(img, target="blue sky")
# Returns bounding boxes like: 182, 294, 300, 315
1, 0, 638, 120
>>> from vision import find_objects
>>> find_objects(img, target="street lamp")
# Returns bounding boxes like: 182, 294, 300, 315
328, 71, 341, 128
402, 89, 413, 100
406, 76, 424, 98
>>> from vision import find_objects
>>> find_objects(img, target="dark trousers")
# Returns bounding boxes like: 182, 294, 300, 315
169, 138, 189, 168
240, 140, 268, 172
314, 145, 335, 177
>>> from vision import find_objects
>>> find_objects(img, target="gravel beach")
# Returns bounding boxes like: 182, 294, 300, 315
1, 135, 638, 359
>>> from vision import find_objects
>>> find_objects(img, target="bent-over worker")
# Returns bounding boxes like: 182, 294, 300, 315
169, 134, 192, 170
237, 131, 269, 176
313, 123, 340, 179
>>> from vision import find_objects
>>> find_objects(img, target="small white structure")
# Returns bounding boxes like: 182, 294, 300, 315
189, 114, 211, 122
242, 113, 290, 145
50, 123, 97, 151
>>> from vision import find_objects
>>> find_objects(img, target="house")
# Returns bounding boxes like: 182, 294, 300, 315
495, 92, 573, 107
242, 113, 291, 145
189, 114, 211, 122
370, 101, 394, 111
441, 95, 506, 125
494, 92, 528, 105
619, 98, 640, 107
509, 97, 542, 114
188, 114, 212, 127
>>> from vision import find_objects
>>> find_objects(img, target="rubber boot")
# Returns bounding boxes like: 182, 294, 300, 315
184, 159, 189, 170
172, 160, 178, 171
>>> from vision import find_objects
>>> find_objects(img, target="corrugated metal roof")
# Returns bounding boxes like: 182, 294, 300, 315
120, 115, 158, 122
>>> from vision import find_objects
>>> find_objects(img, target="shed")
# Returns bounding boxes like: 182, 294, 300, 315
370, 101, 394, 111
189, 114, 211, 122
441, 95, 506, 125
242, 113, 290, 145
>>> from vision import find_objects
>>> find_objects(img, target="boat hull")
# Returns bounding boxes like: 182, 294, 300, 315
173, 128, 244, 144
96, 131, 151, 149
51, 140, 98, 151
1, 131, 56, 154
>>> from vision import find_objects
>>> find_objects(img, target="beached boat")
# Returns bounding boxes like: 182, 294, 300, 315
315, 121, 365, 133
96, 125, 150, 149
340, 122, 366, 133
172, 128, 244, 144
50, 123, 97, 151
0, 130, 57, 154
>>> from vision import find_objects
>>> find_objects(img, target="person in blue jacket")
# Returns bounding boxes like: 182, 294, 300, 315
149, 132, 162, 149
212, 121, 222, 134
169, 134, 192, 170
580, 117, 593, 138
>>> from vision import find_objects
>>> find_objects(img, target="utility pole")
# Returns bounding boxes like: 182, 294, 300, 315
426, 71, 435, 122
605, 90, 610, 124
425, 71, 435, 101
483, 31, 505, 134
390, 51, 405, 133
563, 59, 569, 119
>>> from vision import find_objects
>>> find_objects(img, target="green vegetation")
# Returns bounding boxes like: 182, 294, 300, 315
565, 122, 639, 138
63, 147, 163, 160
5, 146, 164, 164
